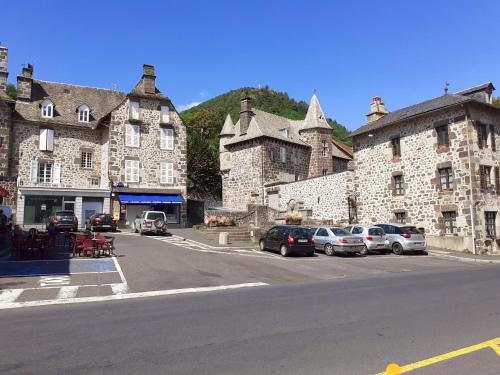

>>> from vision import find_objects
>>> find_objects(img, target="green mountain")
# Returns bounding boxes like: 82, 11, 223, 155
180, 87, 351, 145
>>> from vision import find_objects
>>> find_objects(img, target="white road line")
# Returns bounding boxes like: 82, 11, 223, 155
111, 256, 129, 293
0, 289, 24, 303
57, 286, 79, 299
110, 283, 128, 295
0, 282, 269, 310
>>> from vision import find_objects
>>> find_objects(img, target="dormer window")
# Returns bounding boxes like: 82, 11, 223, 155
130, 101, 140, 120
78, 105, 90, 122
41, 99, 54, 118
160, 106, 170, 123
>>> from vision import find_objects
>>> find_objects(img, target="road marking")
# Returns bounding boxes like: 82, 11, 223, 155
0, 282, 269, 310
57, 285, 79, 299
376, 336, 500, 374
0, 289, 23, 303
111, 256, 129, 293
39, 275, 71, 287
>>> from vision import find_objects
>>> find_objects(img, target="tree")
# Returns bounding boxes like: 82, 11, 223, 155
5, 84, 16, 100
493, 97, 500, 108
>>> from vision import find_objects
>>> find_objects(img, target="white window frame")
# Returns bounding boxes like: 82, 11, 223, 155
160, 162, 174, 184
81, 152, 92, 168
160, 106, 170, 123
280, 146, 287, 163
38, 162, 53, 183
41, 99, 54, 118
124, 160, 139, 183
125, 124, 140, 147
130, 101, 140, 120
160, 128, 174, 150
39, 128, 54, 151
78, 105, 90, 123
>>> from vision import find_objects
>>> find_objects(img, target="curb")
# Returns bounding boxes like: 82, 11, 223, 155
428, 251, 500, 264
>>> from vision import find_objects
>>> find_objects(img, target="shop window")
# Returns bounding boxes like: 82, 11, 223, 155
24, 195, 62, 225
443, 211, 457, 234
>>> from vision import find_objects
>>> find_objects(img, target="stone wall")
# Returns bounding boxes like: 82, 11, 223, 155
262, 139, 309, 185
0, 100, 11, 176
299, 128, 333, 177
278, 171, 354, 224
0, 176, 16, 207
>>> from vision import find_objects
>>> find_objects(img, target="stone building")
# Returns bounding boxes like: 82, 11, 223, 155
219, 94, 352, 210
351, 85, 500, 254
0, 45, 187, 228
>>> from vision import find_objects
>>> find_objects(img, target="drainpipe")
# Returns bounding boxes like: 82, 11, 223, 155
464, 109, 477, 255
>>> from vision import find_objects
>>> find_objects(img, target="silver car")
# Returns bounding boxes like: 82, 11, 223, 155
134, 211, 168, 235
312, 227, 367, 256
345, 225, 387, 253
374, 223, 427, 255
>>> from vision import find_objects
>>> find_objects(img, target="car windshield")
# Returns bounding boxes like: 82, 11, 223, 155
308, 228, 317, 235
290, 228, 310, 238
330, 228, 351, 236
146, 212, 165, 220
368, 227, 384, 236
55, 211, 74, 216
399, 226, 422, 235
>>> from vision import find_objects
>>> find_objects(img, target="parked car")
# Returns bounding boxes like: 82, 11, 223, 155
344, 225, 387, 253
85, 213, 117, 232
259, 226, 315, 257
134, 211, 168, 235
47, 210, 78, 231
374, 223, 427, 255
312, 227, 366, 256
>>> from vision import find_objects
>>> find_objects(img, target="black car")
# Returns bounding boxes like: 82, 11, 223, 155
259, 226, 315, 257
85, 213, 117, 232
47, 210, 78, 231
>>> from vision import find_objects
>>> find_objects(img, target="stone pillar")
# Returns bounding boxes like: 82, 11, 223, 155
16, 193, 25, 227
239, 96, 253, 135
142, 64, 156, 94
0, 46, 8, 92
17, 64, 33, 102
75, 196, 83, 228
103, 197, 111, 214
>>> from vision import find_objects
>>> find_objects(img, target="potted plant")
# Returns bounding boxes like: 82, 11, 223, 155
285, 213, 302, 225
206, 216, 220, 228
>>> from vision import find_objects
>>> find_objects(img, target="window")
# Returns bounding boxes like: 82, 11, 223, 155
130, 101, 140, 120
316, 228, 328, 237
160, 106, 170, 123
478, 123, 488, 148
81, 152, 92, 168
160, 162, 174, 184
485, 211, 497, 238
490, 125, 496, 152
436, 125, 449, 147
160, 128, 174, 150
125, 124, 140, 147
39, 128, 54, 151
479, 165, 492, 190
391, 137, 401, 158
495, 167, 500, 194
395, 212, 406, 224
280, 147, 286, 163
78, 105, 90, 122
321, 140, 328, 157
41, 99, 53, 118
322, 168, 328, 176
439, 167, 453, 191
89, 177, 99, 186
352, 227, 363, 234
38, 162, 53, 183
393, 174, 404, 195
0, 136, 3, 148
124, 160, 139, 182
280, 128, 290, 138
443, 211, 457, 234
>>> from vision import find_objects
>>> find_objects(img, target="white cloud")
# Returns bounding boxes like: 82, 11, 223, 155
178, 101, 201, 112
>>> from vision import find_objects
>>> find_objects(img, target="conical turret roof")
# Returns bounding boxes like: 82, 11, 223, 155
219, 113, 235, 136
302, 94, 331, 130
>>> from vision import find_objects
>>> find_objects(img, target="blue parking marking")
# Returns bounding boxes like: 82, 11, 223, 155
0, 258, 117, 277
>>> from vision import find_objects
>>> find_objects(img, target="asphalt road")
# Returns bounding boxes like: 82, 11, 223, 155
1, 264, 499, 374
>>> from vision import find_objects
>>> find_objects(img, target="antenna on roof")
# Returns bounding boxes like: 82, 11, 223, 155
444, 81, 450, 95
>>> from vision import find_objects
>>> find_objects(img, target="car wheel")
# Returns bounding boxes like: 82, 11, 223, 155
280, 244, 289, 257
259, 240, 266, 251
359, 246, 368, 256
324, 243, 335, 256
392, 243, 404, 255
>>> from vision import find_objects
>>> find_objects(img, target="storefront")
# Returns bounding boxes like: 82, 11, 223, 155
116, 194, 184, 229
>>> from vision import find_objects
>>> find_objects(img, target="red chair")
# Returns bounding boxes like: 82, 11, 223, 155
80, 238, 97, 257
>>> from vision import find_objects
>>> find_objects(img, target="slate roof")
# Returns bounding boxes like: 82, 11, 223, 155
0, 90, 15, 103
351, 82, 498, 137
220, 113, 235, 136
129, 80, 169, 100
13, 80, 126, 128
331, 138, 353, 160
223, 95, 331, 147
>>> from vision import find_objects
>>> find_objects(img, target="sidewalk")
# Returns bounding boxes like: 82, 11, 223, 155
167, 228, 254, 249
427, 247, 500, 264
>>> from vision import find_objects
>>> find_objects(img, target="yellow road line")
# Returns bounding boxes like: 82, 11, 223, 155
376, 337, 500, 374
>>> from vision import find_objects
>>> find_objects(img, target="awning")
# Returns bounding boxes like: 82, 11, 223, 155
0, 186, 9, 198
117, 194, 183, 205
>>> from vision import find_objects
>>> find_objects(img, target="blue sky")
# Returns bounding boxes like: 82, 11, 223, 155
2, 0, 499, 130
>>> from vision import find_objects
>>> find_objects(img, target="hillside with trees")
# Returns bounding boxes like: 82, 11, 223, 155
180, 87, 351, 199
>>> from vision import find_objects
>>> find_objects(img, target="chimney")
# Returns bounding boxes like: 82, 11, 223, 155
366, 96, 389, 123
0, 46, 8, 92
142, 64, 156, 94
17, 64, 34, 101
239, 95, 253, 135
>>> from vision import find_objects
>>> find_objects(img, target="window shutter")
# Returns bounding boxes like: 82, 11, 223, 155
39, 129, 47, 151
491, 125, 496, 152
160, 129, 166, 149
166, 129, 174, 150
167, 162, 173, 184
125, 125, 131, 146
53, 163, 61, 184
47, 129, 54, 151
495, 167, 500, 194
133, 125, 140, 147
132, 160, 139, 182
479, 165, 486, 190
30, 160, 38, 183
